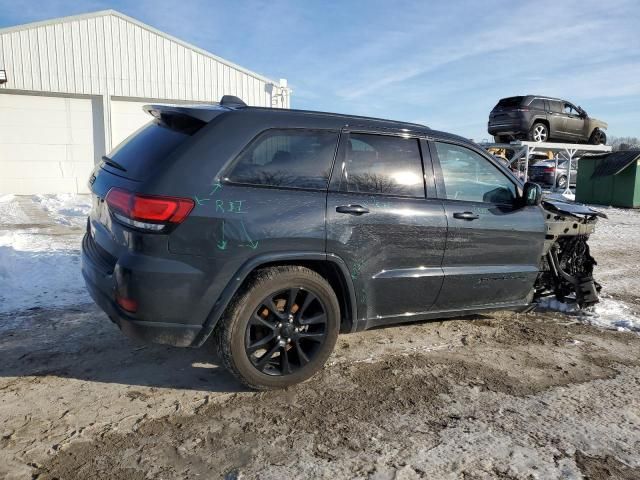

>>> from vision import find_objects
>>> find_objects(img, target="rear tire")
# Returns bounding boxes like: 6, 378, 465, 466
529, 122, 549, 143
589, 128, 606, 145
556, 175, 568, 189
214, 266, 340, 390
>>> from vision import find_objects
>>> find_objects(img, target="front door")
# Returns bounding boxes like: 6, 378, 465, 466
326, 131, 447, 327
429, 140, 546, 311
563, 103, 585, 140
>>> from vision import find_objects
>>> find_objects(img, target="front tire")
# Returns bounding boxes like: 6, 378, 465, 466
529, 122, 549, 143
589, 128, 606, 145
214, 266, 340, 390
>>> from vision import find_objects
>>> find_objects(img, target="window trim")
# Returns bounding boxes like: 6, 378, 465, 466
428, 138, 521, 206
328, 130, 430, 200
221, 127, 341, 192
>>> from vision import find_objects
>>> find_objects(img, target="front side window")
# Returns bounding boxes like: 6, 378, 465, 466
338, 133, 424, 197
227, 129, 339, 190
563, 103, 580, 116
434, 142, 516, 204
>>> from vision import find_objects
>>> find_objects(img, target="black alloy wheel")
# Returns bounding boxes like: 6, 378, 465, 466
245, 287, 328, 376
214, 265, 340, 390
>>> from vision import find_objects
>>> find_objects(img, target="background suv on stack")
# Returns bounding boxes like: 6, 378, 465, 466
488, 95, 607, 144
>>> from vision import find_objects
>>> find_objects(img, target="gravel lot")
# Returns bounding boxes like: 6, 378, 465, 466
1, 196, 639, 479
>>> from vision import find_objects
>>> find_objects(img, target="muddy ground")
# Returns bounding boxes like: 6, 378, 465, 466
1, 206, 640, 479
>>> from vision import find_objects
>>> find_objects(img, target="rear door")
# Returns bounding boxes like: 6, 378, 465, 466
547, 100, 567, 138
326, 130, 447, 326
429, 140, 545, 311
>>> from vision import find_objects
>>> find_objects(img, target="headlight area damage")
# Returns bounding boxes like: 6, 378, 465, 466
535, 198, 607, 308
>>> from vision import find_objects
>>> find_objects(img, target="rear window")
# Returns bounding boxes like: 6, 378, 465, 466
227, 129, 339, 190
496, 96, 524, 108
104, 122, 191, 179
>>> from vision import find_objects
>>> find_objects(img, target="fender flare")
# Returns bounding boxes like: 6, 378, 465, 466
191, 251, 358, 347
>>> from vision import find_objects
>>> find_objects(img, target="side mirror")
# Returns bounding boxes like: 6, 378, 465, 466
522, 182, 542, 206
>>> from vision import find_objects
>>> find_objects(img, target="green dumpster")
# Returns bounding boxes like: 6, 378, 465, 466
575, 150, 640, 208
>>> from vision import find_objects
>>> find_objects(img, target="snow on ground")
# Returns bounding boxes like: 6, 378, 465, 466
585, 296, 640, 332
0, 194, 91, 315
32, 194, 92, 226
538, 296, 640, 333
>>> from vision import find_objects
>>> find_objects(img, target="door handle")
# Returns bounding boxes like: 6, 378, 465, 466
336, 205, 370, 215
453, 211, 479, 220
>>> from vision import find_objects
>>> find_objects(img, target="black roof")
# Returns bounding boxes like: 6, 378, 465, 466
143, 101, 478, 151
584, 150, 640, 178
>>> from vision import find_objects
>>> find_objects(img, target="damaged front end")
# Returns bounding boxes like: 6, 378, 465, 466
535, 197, 607, 308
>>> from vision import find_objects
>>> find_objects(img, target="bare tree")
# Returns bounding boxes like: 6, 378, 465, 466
608, 136, 640, 151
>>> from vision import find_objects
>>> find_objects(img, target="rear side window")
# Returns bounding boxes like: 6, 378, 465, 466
496, 96, 524, 108
227, 129, 338, 190
434, 142, 516, 204
106, 122, 190, 180
338, 133, 424, 197
530, 98, 545, 110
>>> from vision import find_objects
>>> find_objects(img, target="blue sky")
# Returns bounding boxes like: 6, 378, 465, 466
1, 0, 639, 140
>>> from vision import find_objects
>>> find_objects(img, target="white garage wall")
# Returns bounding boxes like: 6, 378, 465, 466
110, 100, 152, 149
0, 93, 94, 194
0, 10, 289, 108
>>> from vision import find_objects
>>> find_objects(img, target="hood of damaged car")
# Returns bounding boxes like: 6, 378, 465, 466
542, 194, 608, 220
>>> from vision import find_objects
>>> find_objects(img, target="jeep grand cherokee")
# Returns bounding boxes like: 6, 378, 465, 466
82, 96, 604, 389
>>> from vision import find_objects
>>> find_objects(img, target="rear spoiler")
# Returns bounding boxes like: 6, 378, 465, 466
143, 95, 248, 125
143, 104, 228, 125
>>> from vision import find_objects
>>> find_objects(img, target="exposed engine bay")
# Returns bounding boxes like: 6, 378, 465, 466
535, 196, 607, 308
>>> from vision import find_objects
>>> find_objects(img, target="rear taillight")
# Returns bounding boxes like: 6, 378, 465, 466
105, 188, 194, 232
116, 293, 138, 313
543, 167, 556, 173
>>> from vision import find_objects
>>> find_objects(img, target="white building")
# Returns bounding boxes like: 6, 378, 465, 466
0, 10, 291, 194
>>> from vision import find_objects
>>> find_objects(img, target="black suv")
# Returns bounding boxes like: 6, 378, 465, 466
82, 96, 602, 389
488, 95, 607, 144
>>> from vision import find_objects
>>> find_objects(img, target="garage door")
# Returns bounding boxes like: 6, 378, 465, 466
111, 100, 153, 149
0, 93, 94, 194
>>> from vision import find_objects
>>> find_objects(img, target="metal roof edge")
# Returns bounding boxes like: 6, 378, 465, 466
0, 9, 285, 87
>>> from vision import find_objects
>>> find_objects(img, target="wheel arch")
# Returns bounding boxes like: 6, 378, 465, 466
192, 252, 358, 347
